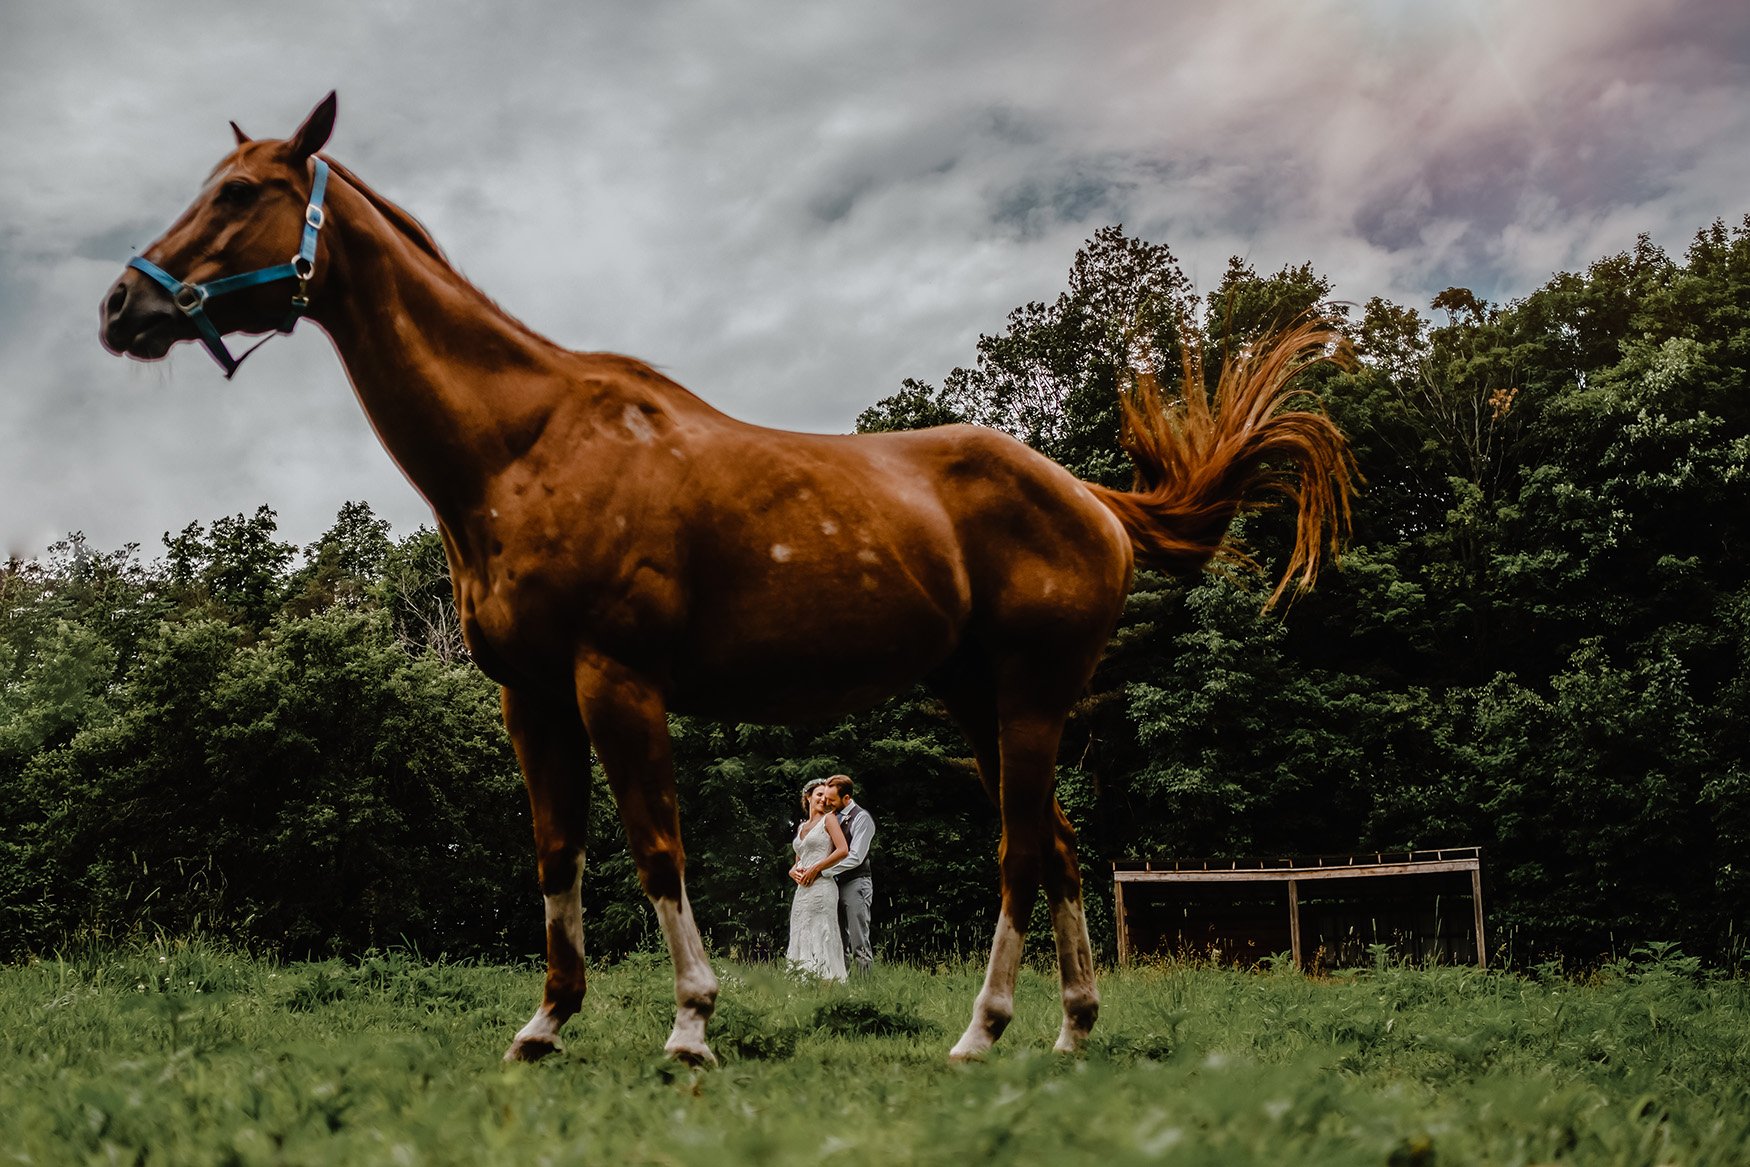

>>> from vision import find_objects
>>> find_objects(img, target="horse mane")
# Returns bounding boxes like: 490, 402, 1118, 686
319, 154, 572, 355
319, 156, 449, 265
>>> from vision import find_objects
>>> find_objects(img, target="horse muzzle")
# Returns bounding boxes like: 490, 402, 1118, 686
100, 268, 189, 361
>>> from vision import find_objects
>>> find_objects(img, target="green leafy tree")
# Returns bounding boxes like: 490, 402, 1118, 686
285, 500, 393, 615
377, 526, 468, 663
162, 506, 298, 633
876, 226, 1196, 484
1204, 258, 1344, 355
855, 378, 965, 434
6, 217, 1750, 969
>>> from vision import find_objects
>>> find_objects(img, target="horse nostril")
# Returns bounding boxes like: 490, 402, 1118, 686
106, 281, 128, 317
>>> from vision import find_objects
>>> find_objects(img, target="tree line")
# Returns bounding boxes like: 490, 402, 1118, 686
4, 215, 1747, 967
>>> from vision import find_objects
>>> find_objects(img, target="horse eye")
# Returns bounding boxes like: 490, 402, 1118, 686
217, 180, 257, 206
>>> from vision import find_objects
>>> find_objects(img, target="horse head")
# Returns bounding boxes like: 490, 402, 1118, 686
100, 92, 338, 375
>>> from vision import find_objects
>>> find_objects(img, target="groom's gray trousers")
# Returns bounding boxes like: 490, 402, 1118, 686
839, 875, 874, 973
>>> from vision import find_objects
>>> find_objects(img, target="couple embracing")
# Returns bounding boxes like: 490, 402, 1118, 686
786, 774, 876, 981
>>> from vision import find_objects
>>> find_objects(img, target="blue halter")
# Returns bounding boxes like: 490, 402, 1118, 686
127, 159, 331, 380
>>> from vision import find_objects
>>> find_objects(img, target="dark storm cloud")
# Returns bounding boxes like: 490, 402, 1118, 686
2, 0, 1744, 556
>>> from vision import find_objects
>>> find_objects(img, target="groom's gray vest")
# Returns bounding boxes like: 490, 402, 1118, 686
838, 804, 873, 882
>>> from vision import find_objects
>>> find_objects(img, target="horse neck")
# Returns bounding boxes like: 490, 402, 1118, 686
306, 171, 572, 523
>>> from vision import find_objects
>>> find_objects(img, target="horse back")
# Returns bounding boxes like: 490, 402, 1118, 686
446, 379, 1131, 713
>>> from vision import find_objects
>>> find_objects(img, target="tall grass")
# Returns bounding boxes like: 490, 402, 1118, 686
2, 938, 1746, 1165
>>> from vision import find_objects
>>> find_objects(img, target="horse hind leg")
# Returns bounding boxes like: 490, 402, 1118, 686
576, 656, 719, 1066
501, 686, 593, 1062
929, 658, 1011, 1060
949, 707, 1066, 1061
1043, 800, 1098, 1052
934, 649, 1099, 1059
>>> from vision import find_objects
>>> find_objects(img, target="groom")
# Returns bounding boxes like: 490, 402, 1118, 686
822, 774, 877, 974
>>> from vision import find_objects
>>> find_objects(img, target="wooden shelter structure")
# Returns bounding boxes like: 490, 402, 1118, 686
1112, 848, 1486, 970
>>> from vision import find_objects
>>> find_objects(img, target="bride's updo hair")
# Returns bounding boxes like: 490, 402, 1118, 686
799, 777, 826, 814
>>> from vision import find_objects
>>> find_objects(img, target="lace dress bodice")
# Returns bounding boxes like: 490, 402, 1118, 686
793, 817, 838, 868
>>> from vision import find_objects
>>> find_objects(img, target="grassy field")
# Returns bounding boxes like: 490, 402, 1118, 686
2, 940, 1747, 1166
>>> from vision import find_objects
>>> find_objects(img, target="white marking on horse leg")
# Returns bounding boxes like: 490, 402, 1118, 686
654, 891, 718, 1066
950, 910, 1024, 1061
1049, 895, 1099, 1053
504, 866, 584, 1061
507, 1004, 564, 1059
550, 869, 585, 961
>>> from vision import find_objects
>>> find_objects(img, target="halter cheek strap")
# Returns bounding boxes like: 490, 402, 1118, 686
127, 158, 331, 380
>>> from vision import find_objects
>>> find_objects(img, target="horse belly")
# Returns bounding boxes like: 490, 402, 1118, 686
667, 582, 961, 722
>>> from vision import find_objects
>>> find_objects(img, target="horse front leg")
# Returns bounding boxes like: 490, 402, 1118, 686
501, 686, 594, 1062
576, 655, 718, 1066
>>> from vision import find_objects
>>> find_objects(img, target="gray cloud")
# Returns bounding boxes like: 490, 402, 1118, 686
2, 0, 1744, 556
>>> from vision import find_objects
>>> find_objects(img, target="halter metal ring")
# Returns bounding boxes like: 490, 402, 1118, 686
305, 205, 325, 229
173, 284, 205, 314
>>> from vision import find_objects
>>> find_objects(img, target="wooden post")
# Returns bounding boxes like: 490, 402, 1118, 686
1288, 878, 1303, 970
1114, 877, 1130, 966
1471, 865, 1487, 969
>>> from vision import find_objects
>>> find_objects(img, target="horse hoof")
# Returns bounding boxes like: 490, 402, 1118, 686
947, 1040, 989, 1064
1054, 1021, 1093, 1055
664, 1040, 718, 1068
503, 1036, 561, 1062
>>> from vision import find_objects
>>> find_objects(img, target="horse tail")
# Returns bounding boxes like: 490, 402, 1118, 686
1084, 318, 1358, 608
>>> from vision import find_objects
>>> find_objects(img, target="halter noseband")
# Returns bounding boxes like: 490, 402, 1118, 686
127, 159, 331, 380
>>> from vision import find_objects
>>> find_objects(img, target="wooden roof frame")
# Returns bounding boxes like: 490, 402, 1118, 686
1112, 847, 1486, 970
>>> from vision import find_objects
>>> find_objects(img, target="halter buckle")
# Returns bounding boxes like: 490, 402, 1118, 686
173, 283, 205, 314
305, 205, 325, 230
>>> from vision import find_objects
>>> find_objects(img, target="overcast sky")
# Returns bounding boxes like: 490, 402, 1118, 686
3, 0, 1745, 559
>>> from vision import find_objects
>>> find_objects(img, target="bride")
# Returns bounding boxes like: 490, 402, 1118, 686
786, 781, 850, 980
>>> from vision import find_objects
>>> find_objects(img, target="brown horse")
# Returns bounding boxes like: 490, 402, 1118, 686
100, 93, 1354, 1064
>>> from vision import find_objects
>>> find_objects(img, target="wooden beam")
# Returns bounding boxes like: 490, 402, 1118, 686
1114, 859, 1480, 884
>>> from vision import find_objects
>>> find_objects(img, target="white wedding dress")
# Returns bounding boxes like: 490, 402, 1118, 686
786, 818, 847, 981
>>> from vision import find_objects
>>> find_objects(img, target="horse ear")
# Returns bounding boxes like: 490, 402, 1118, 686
288, 91, 337, 163
230, 121, 251, 146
